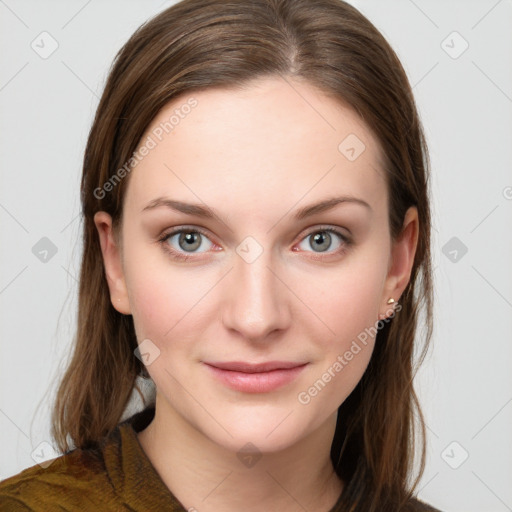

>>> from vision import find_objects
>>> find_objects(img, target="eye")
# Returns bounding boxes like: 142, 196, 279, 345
157, 225, 352, 262
158, 227, 215, 261
295, 227, 351, 258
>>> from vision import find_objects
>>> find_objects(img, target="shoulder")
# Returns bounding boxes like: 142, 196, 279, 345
0, 431, 120, 511
406, 496, 443, 512
0, 407, 175, 512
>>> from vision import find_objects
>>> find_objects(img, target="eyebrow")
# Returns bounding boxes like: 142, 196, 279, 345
141, 195, 372, 220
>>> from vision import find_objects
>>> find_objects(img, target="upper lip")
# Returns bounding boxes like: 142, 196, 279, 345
204, 361, 307, 373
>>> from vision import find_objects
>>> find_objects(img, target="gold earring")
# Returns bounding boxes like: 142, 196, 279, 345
387, 298, 395, 304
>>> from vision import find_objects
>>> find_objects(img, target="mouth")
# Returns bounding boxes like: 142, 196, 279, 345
203, 361, 309, 393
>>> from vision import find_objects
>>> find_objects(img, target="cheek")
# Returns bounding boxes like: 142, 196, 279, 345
306, 257, 387, 346
128, 269, 204, 341
122, 240, 204, 342
297, 280, 380, 412
297, 251, 388, 400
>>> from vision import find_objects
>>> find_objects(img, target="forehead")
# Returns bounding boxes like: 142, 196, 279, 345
124, 76, 387, 216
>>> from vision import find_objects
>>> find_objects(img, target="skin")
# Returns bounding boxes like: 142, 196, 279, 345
94, 76, 418, 512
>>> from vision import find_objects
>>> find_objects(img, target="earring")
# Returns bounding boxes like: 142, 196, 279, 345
387, 298, 395, 304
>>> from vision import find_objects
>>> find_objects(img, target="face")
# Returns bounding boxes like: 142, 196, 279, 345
95, 76, 418, 454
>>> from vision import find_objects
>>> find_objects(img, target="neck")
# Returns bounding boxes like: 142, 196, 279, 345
137, 394, 344, 512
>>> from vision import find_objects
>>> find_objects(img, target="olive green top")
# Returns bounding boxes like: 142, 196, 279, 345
0, 406, 441, 511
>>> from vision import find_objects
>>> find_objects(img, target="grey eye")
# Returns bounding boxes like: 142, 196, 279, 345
165, 230, 213, 253
297, 230, 344, 253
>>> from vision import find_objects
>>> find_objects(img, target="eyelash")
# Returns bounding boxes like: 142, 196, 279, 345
157, 225, 352, 262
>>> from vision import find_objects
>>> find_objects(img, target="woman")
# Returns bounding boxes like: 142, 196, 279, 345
0, 0, 440, 510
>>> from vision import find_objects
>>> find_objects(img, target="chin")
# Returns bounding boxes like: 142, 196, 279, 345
196, 408, 312, 454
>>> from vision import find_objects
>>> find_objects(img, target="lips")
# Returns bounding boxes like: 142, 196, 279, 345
203, 361, 309, 393
204, 361, 306, 373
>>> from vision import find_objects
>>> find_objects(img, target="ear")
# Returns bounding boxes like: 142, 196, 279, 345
379, 206, 419, 319
93, 211, 131, 315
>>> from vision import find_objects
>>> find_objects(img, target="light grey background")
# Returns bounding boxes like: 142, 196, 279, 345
1, 1, 511, 511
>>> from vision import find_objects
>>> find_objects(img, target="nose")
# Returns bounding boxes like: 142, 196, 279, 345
221, 247, 291, 343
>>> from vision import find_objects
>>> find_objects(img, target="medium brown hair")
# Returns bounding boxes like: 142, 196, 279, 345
51, 0, 434, 509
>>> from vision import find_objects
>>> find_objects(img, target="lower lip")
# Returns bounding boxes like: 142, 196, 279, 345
204, 363, 308, 393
